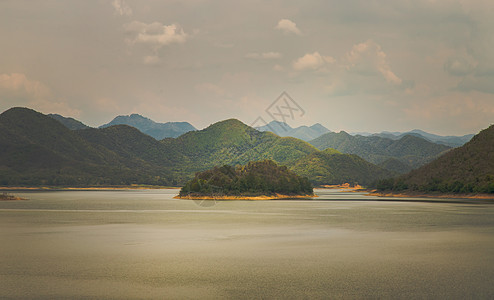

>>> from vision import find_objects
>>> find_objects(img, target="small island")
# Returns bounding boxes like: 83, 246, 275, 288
0, 192, 25, 201
175, 160, 314, 200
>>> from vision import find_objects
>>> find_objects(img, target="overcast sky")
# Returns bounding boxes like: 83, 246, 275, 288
1, 0, 493, 135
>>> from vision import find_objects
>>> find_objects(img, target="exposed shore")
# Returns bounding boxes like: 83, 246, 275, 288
174, 194, 316, 200
0, 186, 178, 191
367, 190, 494, 200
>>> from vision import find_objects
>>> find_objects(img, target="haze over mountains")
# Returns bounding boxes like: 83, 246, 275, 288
100, 114, 196, 139
310, 131, 451, 173
0, 107, 391, 187
352, 130, 473, 147
256, 121, 330, 141
1, 107, 489, 193
377, 124, 494, 194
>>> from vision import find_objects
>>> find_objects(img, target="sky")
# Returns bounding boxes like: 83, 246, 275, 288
0, 0, 493, 135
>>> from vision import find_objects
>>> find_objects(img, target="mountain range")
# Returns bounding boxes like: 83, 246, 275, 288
376, 124, 494, 194
256, 120, 330, 141
352, 129, 473, 147
309, 131, 451, 173
0, 107, 392, 187
100, 114, 196, 139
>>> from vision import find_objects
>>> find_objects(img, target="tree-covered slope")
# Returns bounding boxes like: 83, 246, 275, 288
48, 114, 90, 130
377, 125, 494, 193
0, 107, 395, 187
161, 119, 319, 174
179, 160, 313, 197
309, 131, 450, 172
0, 108, 174, 186
290, 148, 393, 186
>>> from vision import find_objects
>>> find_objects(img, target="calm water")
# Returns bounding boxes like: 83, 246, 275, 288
1, 189, 494, 299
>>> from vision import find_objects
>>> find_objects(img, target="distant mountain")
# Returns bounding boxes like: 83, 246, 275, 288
161, 119, 392, 185
256, 120, 330, 141
48, 114, 90, 130
309, 131, 451, 173
0, 107, 394, 187
376, 125, 494, 194
100, 114, 196, 139
371, 129, 474, 147
0, 108, 174, 186
291, 148, 392, 186
161, 119, 319, 175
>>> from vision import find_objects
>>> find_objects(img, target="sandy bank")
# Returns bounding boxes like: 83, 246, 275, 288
367, 190, 494, 200
174, 194, 316, 200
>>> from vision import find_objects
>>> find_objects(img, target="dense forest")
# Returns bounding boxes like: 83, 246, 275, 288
374, 125, 494, 194
179, 160, 313, 197
309, 131, 451, 173
0, 107, 393, 187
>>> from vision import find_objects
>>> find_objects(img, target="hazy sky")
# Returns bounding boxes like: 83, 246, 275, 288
1, 0, 493, 135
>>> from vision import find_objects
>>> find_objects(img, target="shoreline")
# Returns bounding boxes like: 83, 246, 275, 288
174, 194, 317, 200
367, 190, 494, 200
0, 186, 180, 191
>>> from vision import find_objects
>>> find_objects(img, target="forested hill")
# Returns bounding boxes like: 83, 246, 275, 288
0, 107, 394, 187
178, 160, 313, 197
376, 124, 494, 194
309, 131, 451, 173
48, 114, 90, 130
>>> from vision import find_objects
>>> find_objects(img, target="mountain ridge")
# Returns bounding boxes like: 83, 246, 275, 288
0, 107, 393, 187
100, 113, 196, 139
256, 120, 330, 141
376, 124, 494, 194
309, 131, 451, 173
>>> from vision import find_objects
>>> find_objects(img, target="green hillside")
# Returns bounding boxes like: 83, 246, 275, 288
49, 114, 90, 130
0, 108, 173, 186
161, 119, 318, 174
290, 148, 392, 186
376, 125, 494, 194
0, 107, 395, 187
309, 131, 451, 173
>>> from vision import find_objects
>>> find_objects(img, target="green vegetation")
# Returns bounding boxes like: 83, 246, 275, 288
0, 107, 395, 188
49, 114, 90, 130
375, 125, 494, 194
179, 160, 313, 197
309, 131, 451, 173
291, 148, 392, 186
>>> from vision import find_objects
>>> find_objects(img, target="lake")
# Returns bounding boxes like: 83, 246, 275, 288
1, 189, 494, 299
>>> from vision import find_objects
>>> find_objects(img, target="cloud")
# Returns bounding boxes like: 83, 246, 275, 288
245, 52, 282, 60
195, 83, 227, 97
143, 55, 162, 66
112, 0, 132, 17
124, 21, 188, 50
273, 64, 284, 71
345, 40, 402, 85
292, 52, 335, 71
0, 73, 51, 100
444, 57, 476, 76
0, 73, 80, 117
457, 75, 494, 94
275, 19, 301, 35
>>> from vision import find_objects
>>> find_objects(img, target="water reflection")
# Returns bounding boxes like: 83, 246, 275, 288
1, 189, 493, 298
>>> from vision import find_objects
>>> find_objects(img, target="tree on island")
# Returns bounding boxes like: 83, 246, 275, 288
178, 160, 313, 197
